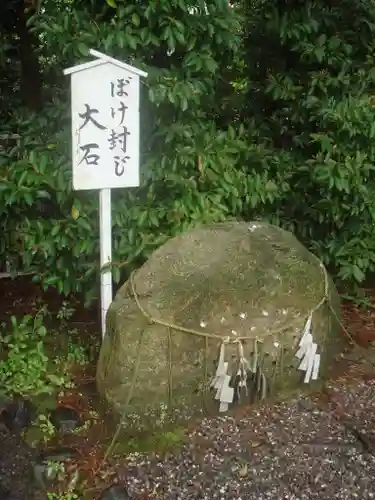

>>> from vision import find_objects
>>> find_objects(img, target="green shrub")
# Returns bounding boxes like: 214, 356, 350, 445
0, 311, 65, 396
0, 0, 279, 303
242, 0, 375, 286
3, 0, 375, 300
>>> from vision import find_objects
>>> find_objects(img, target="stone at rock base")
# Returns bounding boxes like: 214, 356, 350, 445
96, 220, 345, 429
99, 484, 129, 500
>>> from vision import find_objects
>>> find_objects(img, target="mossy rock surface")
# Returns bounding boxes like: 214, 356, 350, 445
97, 221, 344, 429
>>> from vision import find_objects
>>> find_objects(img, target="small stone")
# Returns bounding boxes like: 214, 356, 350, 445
50, 407, 82, 433
99, 484, 130, 499
33, 447, 78, 488
298, 399, 316, 412
249, 440, 262, 448
1, 397, 35, 433
238, 464, 248, 477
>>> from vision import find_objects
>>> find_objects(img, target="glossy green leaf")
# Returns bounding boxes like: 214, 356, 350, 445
132, 13, 140, 27
77, 43, 89, 56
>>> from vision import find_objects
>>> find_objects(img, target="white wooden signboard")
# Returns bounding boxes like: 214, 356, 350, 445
64, 50, 148, 338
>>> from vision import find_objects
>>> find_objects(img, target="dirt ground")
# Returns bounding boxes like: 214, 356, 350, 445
1, 276, 375, 499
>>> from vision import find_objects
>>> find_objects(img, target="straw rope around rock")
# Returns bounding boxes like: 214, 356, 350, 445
100, 257, 333, 467
99, 278, 373, 474
128, 260, 331, 404
97, 218, 371, 474
98, 221, 343, 416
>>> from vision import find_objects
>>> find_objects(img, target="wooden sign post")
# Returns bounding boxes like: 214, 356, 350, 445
64, 50, 148, 338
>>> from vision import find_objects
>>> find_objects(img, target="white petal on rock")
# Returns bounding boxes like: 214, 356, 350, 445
262, 310, 269, 316
239, 312, 247, 319
200, 320, 207, 328
312, 353, 321, 380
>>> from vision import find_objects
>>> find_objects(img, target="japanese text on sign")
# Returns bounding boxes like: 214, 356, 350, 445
109, 76, 132, 177
78, 104, 106, 166
76, 76, 133, 178
68, 58, 142, 191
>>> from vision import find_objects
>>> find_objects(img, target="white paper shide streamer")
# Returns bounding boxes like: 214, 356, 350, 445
210, 338, 252, 412
210, 339, 233, 412
295, 314, 321, 383
210, 311, 322, 413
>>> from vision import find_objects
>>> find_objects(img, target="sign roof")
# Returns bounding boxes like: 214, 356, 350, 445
63, 49, 148, 78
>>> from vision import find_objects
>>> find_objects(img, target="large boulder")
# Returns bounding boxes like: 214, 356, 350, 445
97, 221, 343, 428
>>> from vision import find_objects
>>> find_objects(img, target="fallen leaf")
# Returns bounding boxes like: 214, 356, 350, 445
71, 206, 80, 220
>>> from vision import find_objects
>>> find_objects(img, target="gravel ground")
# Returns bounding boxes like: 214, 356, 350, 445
2, 379, 375, 499
118, 379, 375, 500
0, 425, 36, 499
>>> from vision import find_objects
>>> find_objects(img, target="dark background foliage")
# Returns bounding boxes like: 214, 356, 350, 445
1, 0, 375, 303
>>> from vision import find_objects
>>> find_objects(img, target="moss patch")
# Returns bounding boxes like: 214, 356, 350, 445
112, 426, 188, 455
